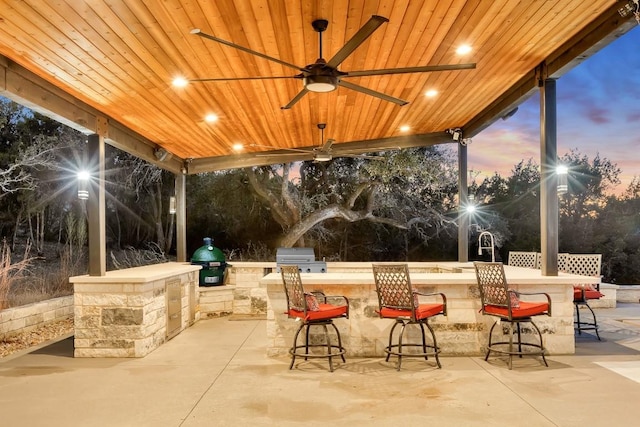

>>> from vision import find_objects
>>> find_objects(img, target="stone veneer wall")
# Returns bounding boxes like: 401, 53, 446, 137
200, 263, 448, 319
199, 263, 273, 318
72, 264, 200, 358
260, 263, 597, 357
0, 295, 73, 340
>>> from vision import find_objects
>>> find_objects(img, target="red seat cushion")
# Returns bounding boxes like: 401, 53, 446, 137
484, 301, 549, 319
573, 287, 604, 301
379, 303, 445, 320
288, 303, 348, 321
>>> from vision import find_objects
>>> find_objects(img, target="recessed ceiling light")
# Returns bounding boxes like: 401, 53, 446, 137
425, 89, 438, 98
205, 113, 218, 123
172, 77, 188, 87
232, 143, 244, 152
456, 44, 472, 55
400, 125, 410, 132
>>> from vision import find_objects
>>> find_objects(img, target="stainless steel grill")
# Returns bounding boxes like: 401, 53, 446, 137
276, 247, 327, 273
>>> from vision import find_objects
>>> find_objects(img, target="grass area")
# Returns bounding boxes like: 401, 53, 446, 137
1, 239, 170, 309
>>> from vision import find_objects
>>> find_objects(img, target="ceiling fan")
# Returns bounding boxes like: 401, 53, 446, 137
251, 123, 384, 162
189, 15, 476, 109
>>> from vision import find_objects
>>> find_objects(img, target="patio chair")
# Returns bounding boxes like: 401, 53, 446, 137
280, 265, 349, 372
372, 263, 447, 370
508, 251, 537, 268
474, 262, 551, 369
564, 254, 604, 340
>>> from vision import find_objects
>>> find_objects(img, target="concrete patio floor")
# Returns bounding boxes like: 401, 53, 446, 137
1, 304, 640, 427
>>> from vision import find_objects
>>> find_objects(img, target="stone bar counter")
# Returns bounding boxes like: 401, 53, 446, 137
261, 262, 599, 358
70, 262, 201, 357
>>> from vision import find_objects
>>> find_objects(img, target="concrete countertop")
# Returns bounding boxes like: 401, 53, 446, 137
260, 263, 599, 286
69, 262, 202, 284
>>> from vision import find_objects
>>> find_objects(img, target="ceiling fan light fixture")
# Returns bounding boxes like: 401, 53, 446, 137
304, 75, 337, 92
314, 152, 332, 162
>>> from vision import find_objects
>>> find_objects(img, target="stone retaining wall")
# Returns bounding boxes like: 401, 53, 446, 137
0, 295, 73, 340
617, 285, 640, 303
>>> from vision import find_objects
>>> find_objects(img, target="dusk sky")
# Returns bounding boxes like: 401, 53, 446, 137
470, 25, 640, 195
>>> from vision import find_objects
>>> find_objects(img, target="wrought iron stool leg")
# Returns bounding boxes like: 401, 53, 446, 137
322, 323, 333, 372
386, 320, 401, 362
508, 321, 514, 370
418, 322, 428, 360
585, 303, 601, 341
531, 321, 548, 367
290, 322, 306, 370
396, 321, 407, 371
329, 322, 347, 363
575, 303, 583, 335
426, 320, 442, 369
486, 321, 498, 361
516, 322, 523, 358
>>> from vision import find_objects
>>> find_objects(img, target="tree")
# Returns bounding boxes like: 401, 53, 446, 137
109, 151, 175, 253
245, 146, 460, 253
472, 159, 540, 257
558, 150, 621, 253
0, 97, 86, 251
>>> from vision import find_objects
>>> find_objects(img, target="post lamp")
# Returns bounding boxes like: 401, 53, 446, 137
77, 170, 90, 200
169, 196, 177, 215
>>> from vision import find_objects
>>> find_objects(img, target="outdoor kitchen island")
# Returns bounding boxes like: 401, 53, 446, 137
71, 263, 201, 358
261, 262, 599, 358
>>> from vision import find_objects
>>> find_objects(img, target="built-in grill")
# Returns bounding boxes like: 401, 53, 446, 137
276, 247, 327, 273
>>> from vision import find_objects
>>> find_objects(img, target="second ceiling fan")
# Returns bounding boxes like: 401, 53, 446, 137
252, 123, 384, 162
190, 15, 475, 109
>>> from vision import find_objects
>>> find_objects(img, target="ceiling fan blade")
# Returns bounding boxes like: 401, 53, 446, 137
325, 15, 389, 69
281, 88, 309, 110
256, 152, 309, 157
190, 76, 297, 82
338, 80, 408, 106
345, 63, 477, 77
191, 29, 302, 71
250, 143, 312, 154
322, 138, 335, 152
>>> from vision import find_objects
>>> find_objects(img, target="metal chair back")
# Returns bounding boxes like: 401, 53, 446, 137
535, 252, 569, 271
280, 265, 306, 312
474, 262, 510, 311
564, 254, 602, 277
372, 263, 415, 313
508, 252, 537, 268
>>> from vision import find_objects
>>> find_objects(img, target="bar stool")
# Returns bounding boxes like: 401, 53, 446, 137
372, 263, 447, 370
280, 265, 349, 372
474, 262, 551, 369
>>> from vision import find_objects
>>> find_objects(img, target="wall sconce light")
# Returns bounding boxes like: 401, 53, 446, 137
77, 170, 90, 200
169, 196, 177, 215
465, 193, 476, 213
557, 165, 568, 195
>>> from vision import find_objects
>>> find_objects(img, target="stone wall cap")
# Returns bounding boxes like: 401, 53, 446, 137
69, 262, 201, 284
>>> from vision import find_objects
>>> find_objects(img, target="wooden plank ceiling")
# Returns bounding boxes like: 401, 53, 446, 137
0, 0, 633, 173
